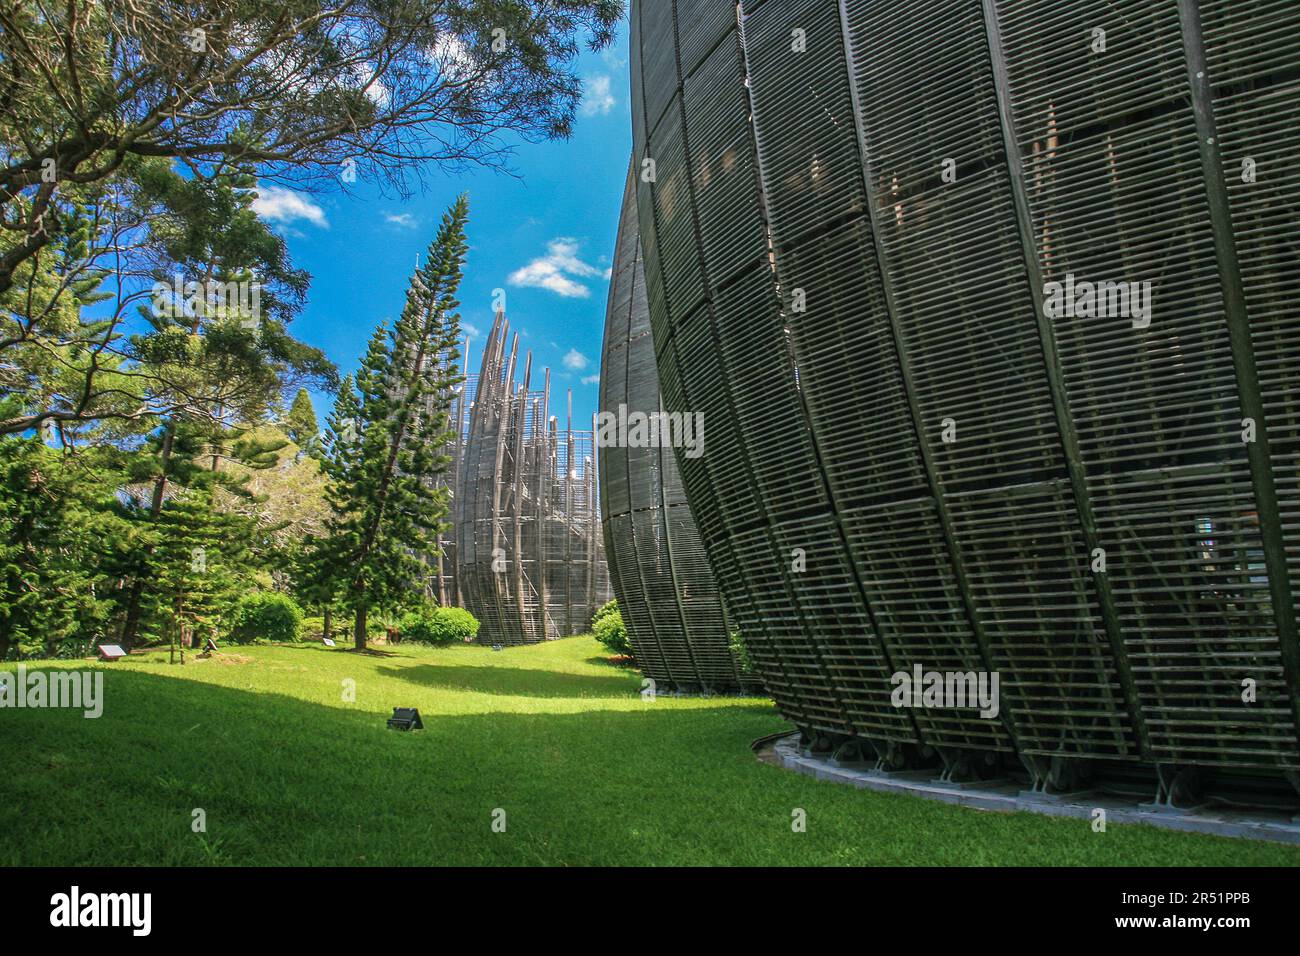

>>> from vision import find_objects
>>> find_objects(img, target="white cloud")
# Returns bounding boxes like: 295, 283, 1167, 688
384, 212, 417, 229
253, 185, 329, 229
508, 238, 605, 298
432, 35, 477, 84
563, 349, 589, 372
347, 62, 390, 106
581, 374, 600, 386
462, 323, 483, 339
581, 74, 616, 117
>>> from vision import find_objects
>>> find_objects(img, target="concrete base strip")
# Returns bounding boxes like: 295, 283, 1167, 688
768, 733, 1300, 846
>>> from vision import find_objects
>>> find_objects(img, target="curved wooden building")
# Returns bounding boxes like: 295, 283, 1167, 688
599, 163, 755, 692
456, 313, 612, 644
628, 0, 1300, 795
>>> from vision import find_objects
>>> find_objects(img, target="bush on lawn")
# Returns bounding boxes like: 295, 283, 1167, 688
229, 592, 304, 644
729, 629, 754, 675
592, 601, 632, 657
397, 606, 480, 645
592, 598, 619, 628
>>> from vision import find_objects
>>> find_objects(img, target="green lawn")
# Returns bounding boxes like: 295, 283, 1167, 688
2, 637, 1297, 866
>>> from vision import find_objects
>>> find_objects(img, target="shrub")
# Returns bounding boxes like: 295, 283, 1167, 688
595, 600, 621, 632
593, 603, 632, 657
300, 614, 348, 642
592, 598, 619, 628
398, 606, 480, 645
729, 629, 754, 675
229, 592, 304, 644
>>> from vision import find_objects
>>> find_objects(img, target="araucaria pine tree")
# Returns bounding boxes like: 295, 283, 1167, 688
285, 388, 320, 459
317, 197, 468, 649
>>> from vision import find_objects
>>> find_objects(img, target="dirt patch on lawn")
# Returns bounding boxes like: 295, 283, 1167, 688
195, 653, 253, 666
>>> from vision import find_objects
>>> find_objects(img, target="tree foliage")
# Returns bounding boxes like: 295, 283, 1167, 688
0, 438, 122, 658
285, 389, 320, 458
0, 0, 624, 293
1, 161, 334, 438
0, 2, 622, 659
310, 196, 467, 648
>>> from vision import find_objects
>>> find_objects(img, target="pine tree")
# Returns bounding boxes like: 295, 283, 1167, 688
298, 378, 362, 638
0, 438, 123, 659
285, 388, 321, 458
115, 164, 334, 646
314, 197, 468, 649
115, 420, 278, 647
142, 487, 257, 652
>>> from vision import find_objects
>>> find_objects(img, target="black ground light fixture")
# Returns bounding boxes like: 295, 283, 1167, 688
387, 708, 424, 731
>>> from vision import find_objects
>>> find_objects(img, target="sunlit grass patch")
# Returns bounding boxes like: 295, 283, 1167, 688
2, 638, 1296, 866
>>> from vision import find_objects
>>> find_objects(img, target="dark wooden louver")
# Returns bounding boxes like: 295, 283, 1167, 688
628, 0, 1300, 786
599, 162, 760, 693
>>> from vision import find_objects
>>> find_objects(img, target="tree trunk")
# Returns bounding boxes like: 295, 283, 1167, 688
118, 580, 146, 650
354, 604, 367, 651
322, 604, 332, 641
209, 400, 224, 472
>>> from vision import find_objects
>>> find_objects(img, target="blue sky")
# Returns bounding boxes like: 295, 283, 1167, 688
252, 25, 633, 430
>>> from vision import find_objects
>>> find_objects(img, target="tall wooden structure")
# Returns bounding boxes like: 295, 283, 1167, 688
429, 341, 476, 608
456, 312, 612, 644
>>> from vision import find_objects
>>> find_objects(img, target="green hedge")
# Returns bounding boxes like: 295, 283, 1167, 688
229, 592, 304, 644
397, 606, 480, 645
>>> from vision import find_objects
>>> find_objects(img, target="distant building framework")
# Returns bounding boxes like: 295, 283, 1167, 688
629, 0, 1300, 795
456, 312, 611, 643
599, 163, 756, 692
429, 348, 476, 608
